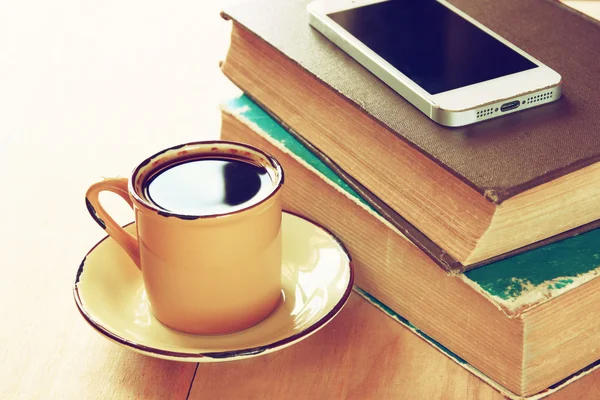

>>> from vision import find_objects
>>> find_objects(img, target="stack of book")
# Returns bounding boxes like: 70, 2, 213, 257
218, 0, 600, 398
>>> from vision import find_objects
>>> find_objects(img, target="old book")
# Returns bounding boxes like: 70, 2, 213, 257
220, 0, 600, 271
220, 95, 600, 398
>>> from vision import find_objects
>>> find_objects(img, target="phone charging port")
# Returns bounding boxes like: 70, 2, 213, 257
500, 100, 520, 112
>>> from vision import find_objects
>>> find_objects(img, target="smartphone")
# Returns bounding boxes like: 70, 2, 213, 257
307, 0, 562, 127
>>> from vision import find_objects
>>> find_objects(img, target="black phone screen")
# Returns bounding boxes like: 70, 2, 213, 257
328, 0, 537, 95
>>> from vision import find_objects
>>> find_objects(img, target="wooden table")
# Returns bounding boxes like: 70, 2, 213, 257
1, 1, 599, 399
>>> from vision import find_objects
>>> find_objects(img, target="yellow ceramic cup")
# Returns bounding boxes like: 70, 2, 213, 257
85, 141, 284, 335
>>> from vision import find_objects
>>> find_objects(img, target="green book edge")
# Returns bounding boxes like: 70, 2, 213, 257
226, 94, 600, 305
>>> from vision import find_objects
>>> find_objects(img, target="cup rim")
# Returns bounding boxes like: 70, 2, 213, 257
128, 140, 284, 220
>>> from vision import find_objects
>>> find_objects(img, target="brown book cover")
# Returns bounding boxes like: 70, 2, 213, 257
220, 0, 600, 269
222, 0, 600, 200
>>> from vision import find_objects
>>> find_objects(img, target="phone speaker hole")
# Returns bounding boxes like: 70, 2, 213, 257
526, 92, 552, 104
477, 107, 496, 119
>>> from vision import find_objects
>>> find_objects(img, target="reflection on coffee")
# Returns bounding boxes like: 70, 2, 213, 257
144, 158, 273, 216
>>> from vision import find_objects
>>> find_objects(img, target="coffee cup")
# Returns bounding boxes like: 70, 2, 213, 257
85, 141, 284, 335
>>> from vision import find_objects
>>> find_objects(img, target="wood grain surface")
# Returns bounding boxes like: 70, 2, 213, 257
189, 295, 503, 400
0, 1, 238, 398
0, 1, 598, 399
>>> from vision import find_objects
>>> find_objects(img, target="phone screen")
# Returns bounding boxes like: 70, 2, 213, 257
328, 1, 537, 95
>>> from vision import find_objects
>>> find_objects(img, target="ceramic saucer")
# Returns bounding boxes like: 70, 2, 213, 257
73, 211, 354, 362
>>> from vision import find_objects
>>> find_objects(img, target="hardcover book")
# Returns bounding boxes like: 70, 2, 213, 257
220, 95, 600, 398
220, 0, 600, 271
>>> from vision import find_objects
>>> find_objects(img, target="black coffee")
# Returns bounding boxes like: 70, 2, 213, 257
144, 157, 273, 215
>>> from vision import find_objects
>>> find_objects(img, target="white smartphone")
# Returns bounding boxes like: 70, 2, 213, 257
307, 0, 562, 127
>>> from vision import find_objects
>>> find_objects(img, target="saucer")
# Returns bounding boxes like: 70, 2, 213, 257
73, 211, 354, 362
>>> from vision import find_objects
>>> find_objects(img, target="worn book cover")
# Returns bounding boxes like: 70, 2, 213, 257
222, 0, 600, 200
221, 95, 600, 398
221, 0, 600, 271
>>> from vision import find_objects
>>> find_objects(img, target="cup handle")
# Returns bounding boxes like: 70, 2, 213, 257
85, 177, 141, 269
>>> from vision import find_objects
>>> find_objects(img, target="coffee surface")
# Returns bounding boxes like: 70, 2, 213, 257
144, 158, 273, 215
